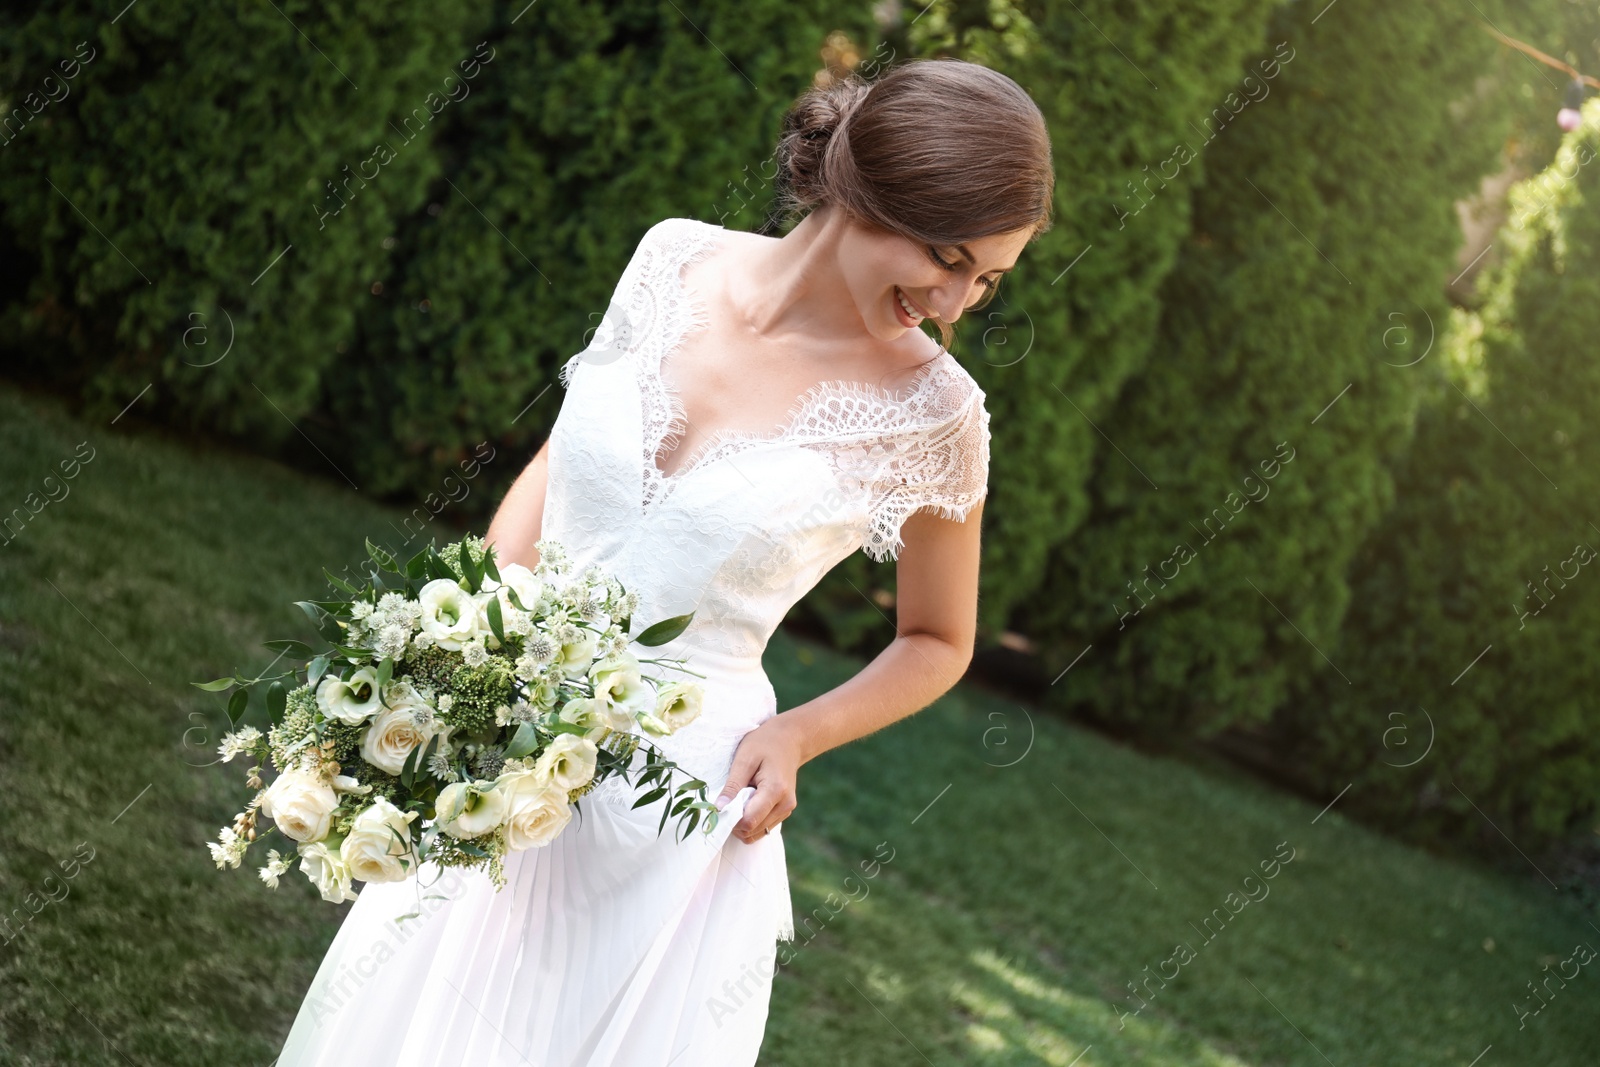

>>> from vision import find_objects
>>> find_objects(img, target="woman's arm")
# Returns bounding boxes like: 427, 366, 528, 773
484, 439, 551, 570
716, 501, 984, 843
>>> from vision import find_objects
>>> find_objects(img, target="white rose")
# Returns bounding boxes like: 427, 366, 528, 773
258, 768, 339, 843
532, 733, 599, 793
297, 839, 358, 903
339, 797, 418, 884
641, 682, 704, 736
417, 578, 484, 652
434, 779, 509, 839
316, 668, 383, 725
498, 771, 573, 851
359, 685, 446, 776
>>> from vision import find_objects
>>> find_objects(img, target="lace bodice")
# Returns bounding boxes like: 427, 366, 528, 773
543, 216, 991, 663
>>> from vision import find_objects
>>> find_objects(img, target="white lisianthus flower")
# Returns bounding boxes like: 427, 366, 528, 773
558, 694, 631, 737
641, 682, 704, 736
417, 578, 483, 652
316, 668, 383, 725
360, 685, 448, 776
481, 562, 544, 615
297, 839, 358, 903
339, 797, 418, 884
532, 733, 599, 794
527, 674, 563, 713
258, 768, 339, 843
590, 655, 652, 719
556, 629, 599, 680
434, 779, 509, 839
498, 771, 573, 851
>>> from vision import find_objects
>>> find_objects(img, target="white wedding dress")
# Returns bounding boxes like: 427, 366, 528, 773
274, 216, 991, 1066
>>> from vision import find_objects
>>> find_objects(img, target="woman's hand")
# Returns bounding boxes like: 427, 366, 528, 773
716, 714, 805, 844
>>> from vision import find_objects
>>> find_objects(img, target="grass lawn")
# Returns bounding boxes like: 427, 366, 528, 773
0, 381, 1595, 1066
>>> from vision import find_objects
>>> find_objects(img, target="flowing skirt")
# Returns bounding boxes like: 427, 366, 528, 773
274, 657, 793, 1067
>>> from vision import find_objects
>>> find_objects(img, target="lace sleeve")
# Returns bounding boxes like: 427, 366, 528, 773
862, 382, 992, 562
559, 218, 684, 388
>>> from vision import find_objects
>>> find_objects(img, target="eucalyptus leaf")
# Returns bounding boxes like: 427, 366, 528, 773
633, 612, 695, 647
192, 677, 235, 692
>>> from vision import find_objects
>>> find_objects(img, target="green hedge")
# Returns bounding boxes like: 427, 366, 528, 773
0, 0, 490, 432
1285, 109, 1600, 849
1028, 0, 1544, 740
0, 0, 868, 486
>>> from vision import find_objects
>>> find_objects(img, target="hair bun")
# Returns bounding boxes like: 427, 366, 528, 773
774, 76, 871, 207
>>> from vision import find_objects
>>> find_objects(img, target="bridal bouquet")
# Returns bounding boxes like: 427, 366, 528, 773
196, 535, 719, 902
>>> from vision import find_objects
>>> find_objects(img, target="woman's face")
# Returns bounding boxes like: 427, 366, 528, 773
836, 213, 1035, 341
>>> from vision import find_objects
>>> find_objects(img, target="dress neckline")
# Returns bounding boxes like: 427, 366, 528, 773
638, 217, 957, 510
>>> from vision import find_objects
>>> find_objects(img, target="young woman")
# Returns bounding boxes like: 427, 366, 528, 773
276, 56, 1053, 1067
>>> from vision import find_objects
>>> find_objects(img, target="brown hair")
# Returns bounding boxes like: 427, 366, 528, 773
772, 57, 1055, 352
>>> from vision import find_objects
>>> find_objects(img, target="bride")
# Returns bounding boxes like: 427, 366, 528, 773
274, 56, 1053, 1066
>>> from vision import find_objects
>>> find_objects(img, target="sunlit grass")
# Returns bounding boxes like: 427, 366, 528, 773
0, 383, 1593, 1066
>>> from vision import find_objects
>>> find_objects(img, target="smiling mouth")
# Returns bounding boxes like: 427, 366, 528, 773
895, 286, 930, 324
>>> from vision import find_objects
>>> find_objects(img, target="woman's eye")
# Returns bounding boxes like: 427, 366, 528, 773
927, 245, 959, 270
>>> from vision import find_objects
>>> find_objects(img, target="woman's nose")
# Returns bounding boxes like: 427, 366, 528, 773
928, 285, 967, 324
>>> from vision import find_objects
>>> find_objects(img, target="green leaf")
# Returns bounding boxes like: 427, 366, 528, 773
631, 787, 667, 810
426, 546, 453, 582
405, 548, 429, 579
367, 538, 398, 572
226, 688, 248, 725
459, 541, 481, 591
504, 722, 541, 759
374, 656, 394, 692
266, 681, 287, 724
192, 677, 235, 692
633, 612, 695, 647
486, 595, 506, 645
263, 638, 314, 660
323, 568, 361, 595
417, 733, 441, 773
307, 655, 330, 685
401, 737, 431, 790
504, 586, 529, 612
482, 543, 501, 583
295, 601, 344, 642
